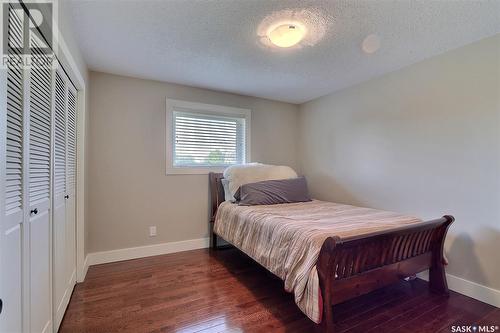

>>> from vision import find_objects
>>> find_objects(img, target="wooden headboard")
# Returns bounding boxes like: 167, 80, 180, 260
209, 172, 224, 223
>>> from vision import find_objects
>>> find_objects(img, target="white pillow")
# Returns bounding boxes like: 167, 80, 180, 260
221, 179, 233, 202
223, 163, 298, 202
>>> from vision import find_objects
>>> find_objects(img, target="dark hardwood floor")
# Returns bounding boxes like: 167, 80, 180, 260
59, 248, 500, 333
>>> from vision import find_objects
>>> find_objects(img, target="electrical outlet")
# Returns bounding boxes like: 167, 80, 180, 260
149, 226, 157, 237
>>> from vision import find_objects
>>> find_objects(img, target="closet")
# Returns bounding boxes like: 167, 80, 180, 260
0, 2, 78, 332
52, 69, 77, 330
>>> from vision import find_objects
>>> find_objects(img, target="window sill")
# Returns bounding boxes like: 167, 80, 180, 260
166, 167, 226, 175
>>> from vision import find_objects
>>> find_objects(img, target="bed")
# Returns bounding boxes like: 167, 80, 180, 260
209, 172, 453, 332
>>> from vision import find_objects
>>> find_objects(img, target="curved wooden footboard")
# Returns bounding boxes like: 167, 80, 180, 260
317, 215, 454, 332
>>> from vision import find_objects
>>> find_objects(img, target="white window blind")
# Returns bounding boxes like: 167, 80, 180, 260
173, 111, 246, 167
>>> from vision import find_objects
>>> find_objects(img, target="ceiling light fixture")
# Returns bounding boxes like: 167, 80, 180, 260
267, 22, 306, 48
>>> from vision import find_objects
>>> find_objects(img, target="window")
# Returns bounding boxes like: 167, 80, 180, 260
166, 99, 251, 174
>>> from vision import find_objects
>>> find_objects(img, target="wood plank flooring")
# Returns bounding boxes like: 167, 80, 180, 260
59, 248, 500, 333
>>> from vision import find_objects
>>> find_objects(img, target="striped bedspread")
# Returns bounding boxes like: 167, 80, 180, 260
214, 200, 422, 323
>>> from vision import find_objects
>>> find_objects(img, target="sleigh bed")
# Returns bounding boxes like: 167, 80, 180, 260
208, 172, 453, 332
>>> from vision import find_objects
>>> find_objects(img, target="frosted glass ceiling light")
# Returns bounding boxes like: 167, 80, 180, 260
267, 23, 306, 48
257, 9, 329, 50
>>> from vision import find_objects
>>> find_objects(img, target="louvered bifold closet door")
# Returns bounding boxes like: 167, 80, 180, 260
52, 70, 68, 329
28, 36, 53, 333
0, 4, 25, 333
66, 86, 76, 197
54, 73, 66, 201
65, 82, 77, 295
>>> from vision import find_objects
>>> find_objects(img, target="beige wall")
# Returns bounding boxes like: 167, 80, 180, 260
87, 72, 299, 252
299, 35, 500, 290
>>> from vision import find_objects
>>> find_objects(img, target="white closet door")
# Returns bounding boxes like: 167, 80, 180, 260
65, 83, 77, 289
0, 5, 24, 333
28, 38, 53, 333
52, 70, 67, 329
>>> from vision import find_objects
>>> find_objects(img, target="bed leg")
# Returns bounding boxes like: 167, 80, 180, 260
211, 231, 218, 250
317, 237, 340, 333
429, 260, 448, 295
429, 216, 453, 295
320, 291, 335, 333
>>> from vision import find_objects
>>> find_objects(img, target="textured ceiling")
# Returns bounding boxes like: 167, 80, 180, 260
67, 0, 500, 104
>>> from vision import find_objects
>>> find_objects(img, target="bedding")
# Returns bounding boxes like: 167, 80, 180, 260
234, 176, 311, 205
214, 200, 422, 323
223, 163, 298, 201
221, 179, 232, 202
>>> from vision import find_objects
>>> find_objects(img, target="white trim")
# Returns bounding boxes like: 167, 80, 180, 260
418, 271, 500, 307
75, 87, 86, 283
87, 238, 210, 266
165, 167, 228, 175
165, 98, 251, 175
77, 254, 89, 283
41, 320, 51, 333
53, 282, 72, 331
0, 40, 7, 333
54, 24, 85, 90
68, 270, 76, 289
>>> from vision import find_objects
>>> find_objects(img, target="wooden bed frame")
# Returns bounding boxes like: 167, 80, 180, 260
208, 172, 454, 332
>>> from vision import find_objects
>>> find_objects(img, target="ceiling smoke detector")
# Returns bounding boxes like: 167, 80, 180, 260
362, 34, 381, 54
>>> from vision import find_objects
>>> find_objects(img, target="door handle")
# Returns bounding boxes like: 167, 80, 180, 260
0, 298, 3, 314
64, 195, 69, 199
30, 208, 38, 215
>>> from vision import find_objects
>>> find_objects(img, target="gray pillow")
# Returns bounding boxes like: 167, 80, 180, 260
234, 177, 311, 206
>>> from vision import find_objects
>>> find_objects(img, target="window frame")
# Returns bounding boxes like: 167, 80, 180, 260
166, 98, 251, 175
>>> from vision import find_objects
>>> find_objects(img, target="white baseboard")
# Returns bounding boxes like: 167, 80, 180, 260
54, 282, 72, 331
87, 237, 210, 266
77, 255, 89, 283
418, 270, 500, 308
